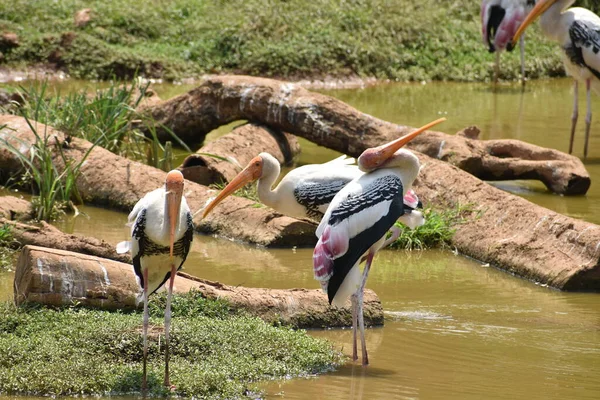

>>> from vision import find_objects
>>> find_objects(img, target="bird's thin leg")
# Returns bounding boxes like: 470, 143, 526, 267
351, 293, 358, 362
142, 268, 149, 395
570, 80, 579, 154
381, 225, 402, 249
584, 79, 592, 159
493, 52, 500, 85
519, 35, 526, 86
163, 263, 177, 388
358, 250, 375, 367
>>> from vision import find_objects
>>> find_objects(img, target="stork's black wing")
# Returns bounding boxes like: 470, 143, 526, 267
326, 174, 405, 304
567, 19, 600, 80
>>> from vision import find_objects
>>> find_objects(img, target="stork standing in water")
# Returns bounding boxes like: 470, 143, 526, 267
481, 0, 535, 84
117, 170, 194, 392
313, 118, 445, 366
202, 153, 423, 223
512, 0, 600, 158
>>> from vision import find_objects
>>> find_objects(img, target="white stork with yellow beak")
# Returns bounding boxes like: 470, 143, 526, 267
117, 169, 194, 392
313, 118, 446, 366
512, 0, 600, 158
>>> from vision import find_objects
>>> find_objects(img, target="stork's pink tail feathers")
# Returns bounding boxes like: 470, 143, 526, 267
313, 224, 349, 292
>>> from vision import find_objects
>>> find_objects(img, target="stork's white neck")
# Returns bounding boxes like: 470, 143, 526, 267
383, 149, 420, 192
256, 153, 282, 209
539, 0, 575, 41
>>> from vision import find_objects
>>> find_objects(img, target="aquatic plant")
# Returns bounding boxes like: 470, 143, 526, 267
0, 111, 96, 221
0, 291, 342, 398
392, 204, 479, 250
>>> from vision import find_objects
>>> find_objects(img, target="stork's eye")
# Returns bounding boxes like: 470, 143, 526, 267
255, 161, 261, 167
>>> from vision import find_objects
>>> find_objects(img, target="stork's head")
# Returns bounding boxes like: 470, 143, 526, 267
201, 153, 270, 218
511, 0, 557, 46
358, 118, 446, 172
165, 169, 185, 257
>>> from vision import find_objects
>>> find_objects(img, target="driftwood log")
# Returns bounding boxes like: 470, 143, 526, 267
413, 157, 600, 291
0, 115, 316, 247
14, 245, 384, 328
0, 217, 130, 263
0, 195, 31, 220
178, 123, 300, 185
138, 75, 589, 195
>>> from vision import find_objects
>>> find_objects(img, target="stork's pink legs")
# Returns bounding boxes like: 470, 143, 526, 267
357, 250, 376, 366
142, 268, 149, 394
584, 79, 592, 159
570, 80, 579, 155
351, 293, 358, 362
163, 263, 177, 388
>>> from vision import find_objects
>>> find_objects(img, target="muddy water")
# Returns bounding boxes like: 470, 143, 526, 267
3, 78, 600, 399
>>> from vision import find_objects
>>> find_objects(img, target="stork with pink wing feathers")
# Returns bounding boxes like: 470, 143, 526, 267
313, 118, 446, 366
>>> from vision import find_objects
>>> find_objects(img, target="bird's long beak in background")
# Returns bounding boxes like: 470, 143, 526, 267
165, 170, 185, 257
512, 0, 555, 46
201, 155, 264, 218
358, 118, 446, 171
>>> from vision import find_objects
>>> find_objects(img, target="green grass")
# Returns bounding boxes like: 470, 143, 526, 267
392, 204, 479, 250
0, 291, 342, 398
1, 0, 595, 82
0, 224, 17, 271
210, 180, 263, 205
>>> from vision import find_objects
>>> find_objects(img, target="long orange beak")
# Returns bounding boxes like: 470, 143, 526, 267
512, 0, 556, 46
165, 170, 184, 257
201, 155, 263, 219
358, 117, 446, 171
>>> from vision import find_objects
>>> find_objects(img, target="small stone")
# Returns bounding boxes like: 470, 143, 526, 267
74, 8, 92, 28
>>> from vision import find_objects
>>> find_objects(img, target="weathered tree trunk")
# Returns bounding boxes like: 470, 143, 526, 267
14, 245, 384, 328
413, 154, 600, 291
0, 217, 131, 263
138, 75, 589, 195
0, 195, 32, 220
0, 115, 316, 247
178, 123, 301, 185
409, 127, 590, 195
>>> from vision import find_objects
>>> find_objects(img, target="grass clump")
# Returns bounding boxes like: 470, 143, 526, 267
392, 204, 479, 250
0, 0, 590, 82
0, 224, 18, 271
210, 180, 262, 205
0, 291, 342, 398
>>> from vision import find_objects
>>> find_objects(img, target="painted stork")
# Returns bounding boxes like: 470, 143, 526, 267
481, 0, 535, 84
512, 0, 600, 158
116, 170, 194, 392
312, 118, 446, 366
201, 153, 424, 228
202, 153, 360, 222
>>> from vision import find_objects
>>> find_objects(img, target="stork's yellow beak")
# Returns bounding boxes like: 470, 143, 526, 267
165, 170, 184, 257
512, 0, 557, 45
201, 155, 264, 218
358, 118, 446, 171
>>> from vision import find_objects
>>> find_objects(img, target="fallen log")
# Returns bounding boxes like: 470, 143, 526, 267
0, 195, 31, 220
0, 217, 130, 263
14, 245, 384, 328
138, 75, 588, 195
409, 126, 590, 195
178, 123, 300, 185
413, 155, 600, 291
0, 115, 316, 247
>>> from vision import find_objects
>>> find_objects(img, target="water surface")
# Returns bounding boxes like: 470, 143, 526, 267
2, 78, 600, 399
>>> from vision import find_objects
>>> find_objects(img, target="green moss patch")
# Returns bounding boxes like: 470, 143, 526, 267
0, 292, 342, 398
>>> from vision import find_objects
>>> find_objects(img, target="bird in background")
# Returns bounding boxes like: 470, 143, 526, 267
116, 170, 194, 393
481, 0, 536, 84
512, 0, 600, 158
313, 118, 446, 366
